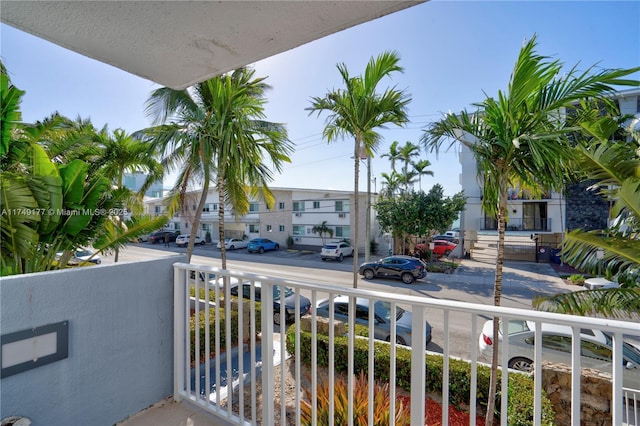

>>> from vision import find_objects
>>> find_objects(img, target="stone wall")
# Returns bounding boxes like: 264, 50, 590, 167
565, 181, 609, 231
540, 361, 613, 426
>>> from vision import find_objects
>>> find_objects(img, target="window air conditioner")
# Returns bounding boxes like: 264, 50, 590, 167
295, 212, 302, 217
338, 213, 346, 218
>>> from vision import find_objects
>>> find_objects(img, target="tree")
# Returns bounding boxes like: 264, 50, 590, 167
533, 117, 640, 318
312, 221, 334, 246
93, 128, 163, 262
0, 63, 165, 275
411, 158, 434, 192
142, 68, 291, 267
420, 35, 639, 424
398, 141, 421, 191
381, 140, 402, 172
376, 184, 465, 255
379, 171, 402, 197
307, 51, 410, 288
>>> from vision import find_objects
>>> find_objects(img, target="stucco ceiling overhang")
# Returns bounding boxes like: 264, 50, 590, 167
2, 1, 423, 89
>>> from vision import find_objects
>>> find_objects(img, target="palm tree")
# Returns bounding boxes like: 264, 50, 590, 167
411, 158, 434, 192
420, 35, 639, 424
534, 117, 640, 318
94, 128, 163, 261
311, 220, 334, 246
381, 140, 402, 172
307, 51, 410, 288
380, 171, 402, 198
142, 68, 291, 266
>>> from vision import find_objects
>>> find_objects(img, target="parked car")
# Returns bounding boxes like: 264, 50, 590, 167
55, 248, 102, 265
359, 255, 426, 284
478, 319, 640, 390
137, 234, 149, 243
230, 281, 311, 325
217, 237, 249, 250
321, 241, 354, 262
189, 271, 239, 289
149, 230, 179, 244
315, 295, 432, 347
431, 234, 458, 244
431, 240, 457, 257
247, 238, 279, 254
175, 234, 206, 247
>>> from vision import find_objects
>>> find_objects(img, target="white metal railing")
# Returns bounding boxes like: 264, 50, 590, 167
173, 262, 640, 426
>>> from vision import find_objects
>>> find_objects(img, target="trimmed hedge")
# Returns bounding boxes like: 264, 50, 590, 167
286, 325, 556, 425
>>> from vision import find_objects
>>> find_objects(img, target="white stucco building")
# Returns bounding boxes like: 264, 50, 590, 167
145, 187, 379, 252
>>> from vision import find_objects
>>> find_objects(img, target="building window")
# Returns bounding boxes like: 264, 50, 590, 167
637, 96, 640, 113
266, 224, 272, 232
249, 224, 259, 233
293, 225, 305, 236
313, 201, 320, 209
279, 225, 285, 232
154, 206, 162, 214
202, 204, 210, 212
249, 202, 259, 213
336, 200, 352, 212
202, 223, 210, 232
293, 201, 305, 212
279, 202, 285, 210
335, 226, 350, 238
151, 190, 162, 198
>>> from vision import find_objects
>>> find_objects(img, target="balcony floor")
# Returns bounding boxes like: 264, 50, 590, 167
117, 397, 234, 426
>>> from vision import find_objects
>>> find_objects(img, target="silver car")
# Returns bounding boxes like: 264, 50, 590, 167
478, 319, 640, 390
315, 295, 432, 347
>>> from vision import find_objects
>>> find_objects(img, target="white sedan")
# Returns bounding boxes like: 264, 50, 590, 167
216, 238, 249, 250
55, 248, 102, 265
175, 234, 206, 247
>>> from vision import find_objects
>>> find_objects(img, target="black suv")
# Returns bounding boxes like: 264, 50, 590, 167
149, 230, 179, 244
359, 255, 427, 284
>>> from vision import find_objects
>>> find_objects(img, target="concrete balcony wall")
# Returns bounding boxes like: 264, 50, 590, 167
0, 255, 186, 426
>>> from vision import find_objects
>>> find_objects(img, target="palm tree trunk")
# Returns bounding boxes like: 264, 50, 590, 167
352, 138, 360, 289
186, 179, 209, 262
485, 186, 508, 426
217, 175, 227, 270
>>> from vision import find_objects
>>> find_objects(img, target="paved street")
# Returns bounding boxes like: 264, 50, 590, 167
105, 242, 574, 361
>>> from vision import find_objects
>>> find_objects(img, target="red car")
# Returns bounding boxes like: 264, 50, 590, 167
431, 240, 457, 257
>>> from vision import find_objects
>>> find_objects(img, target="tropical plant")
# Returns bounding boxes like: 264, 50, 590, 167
533, 117, 640, 318
311, 220, 334, 245
379, 171, 402, 197
398, 141, 420, 190
380, 140, 402, 172
420, 35, 639, 424
92, 128, 163, 261
141, 67, 291, 266
307, 51, 410, 288
300, 370, 411, 426
0, 62, 166, 275
411, 158, 434, 192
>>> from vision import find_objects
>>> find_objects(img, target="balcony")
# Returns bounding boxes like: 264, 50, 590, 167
1, 258, 638, 426
480, 217, 552, 232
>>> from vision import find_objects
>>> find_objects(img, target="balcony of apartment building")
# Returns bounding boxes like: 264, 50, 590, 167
2, 258, 638, 426
479, 217, 552, 233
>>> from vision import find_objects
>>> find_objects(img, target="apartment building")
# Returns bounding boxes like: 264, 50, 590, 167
459, 88, 640, 240
145, 187, 376, 252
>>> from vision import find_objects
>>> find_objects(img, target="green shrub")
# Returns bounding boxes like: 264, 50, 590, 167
286, 325, 556, 425
190, 301, 262, 361
301, 370, 410, 426
569, 274, 585, 285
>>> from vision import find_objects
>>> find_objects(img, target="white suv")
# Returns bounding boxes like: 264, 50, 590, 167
321, 241, 354, 262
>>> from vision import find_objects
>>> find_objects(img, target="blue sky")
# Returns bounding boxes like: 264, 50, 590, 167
2, 1, 639, 197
